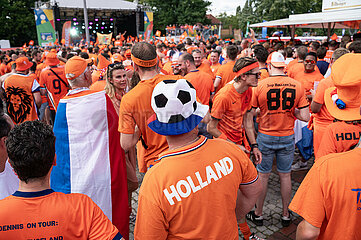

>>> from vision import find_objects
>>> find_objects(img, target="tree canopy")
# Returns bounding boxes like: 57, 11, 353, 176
140, 0, 211, 31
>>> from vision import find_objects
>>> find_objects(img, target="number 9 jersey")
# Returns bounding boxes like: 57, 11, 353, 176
39, 65, 69, 110
251, 76, 309, 136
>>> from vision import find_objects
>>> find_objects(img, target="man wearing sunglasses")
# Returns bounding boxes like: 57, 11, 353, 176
292, 52, 323, 101
246, 52, 310, 227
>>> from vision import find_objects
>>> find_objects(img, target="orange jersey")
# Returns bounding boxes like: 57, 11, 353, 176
0, 190, 122, 239
211, 84, 252, 143
317, 121, 361, 159
292, 70, 324, 95
6, 61, 15, 73
289, 148, 361, 240
184, 70, 214, 105
324, 50, 334, 63
39, 66, 69, 110
215, 60, 237, 92
259, 68, 269, 81
0, 63, 7, 75
197, 61, 214, 79
4, 73, 40, 124
118, 74, 181, 172
313, 76, 334, 122
135, 136, 258, 240
35, 62, 47, 80
251, 76, 309, 136
90, 80, 106, 92
89, 53, 98, 63
210, 62, 221, 74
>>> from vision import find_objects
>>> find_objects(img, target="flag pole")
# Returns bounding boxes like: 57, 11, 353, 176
83, 0, 90, 45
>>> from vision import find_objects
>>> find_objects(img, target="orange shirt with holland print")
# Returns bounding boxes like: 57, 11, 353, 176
251, 76, 309, 136
135, 136, 258, 240
118, 74, 181, 172
211, 84, 252, 143
289, 148, 361, 240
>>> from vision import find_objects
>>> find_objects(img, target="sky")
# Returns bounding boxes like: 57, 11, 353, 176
208, 0, 246, 17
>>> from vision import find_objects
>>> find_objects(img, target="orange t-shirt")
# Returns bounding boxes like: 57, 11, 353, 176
35, 62, 47, 80
211, 84, 252, 143
89, 53, 98, 63
251, 76, 309, 136
3, 73, 40, 124
317, 121, 361, 159
197, 61, 214, 79
215, 60, 237, 92
259, 68, 269, 81
184, 70, 214, 105
90, 80, 106, 92
39, 66, 69, 110
162, 61, 173, 75
289, 148, 361, 240
292, 70, 324, 95
324, 50, 334, 63
210, 62, 221, 74
0, 63, 7, 75
6, 61, 15, 73
135, 136, 258, 240
0, 190, 121, 239
313, 76, 334, 123
118, 74, 181, 172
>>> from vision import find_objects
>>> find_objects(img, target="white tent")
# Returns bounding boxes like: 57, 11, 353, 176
50, 0, 139, 10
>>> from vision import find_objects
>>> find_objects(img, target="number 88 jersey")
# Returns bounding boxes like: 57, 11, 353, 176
39, 65, 69, 111
251, 76, 309, 136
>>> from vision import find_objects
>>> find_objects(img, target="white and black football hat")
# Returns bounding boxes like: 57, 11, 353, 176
147, 79, 209, 135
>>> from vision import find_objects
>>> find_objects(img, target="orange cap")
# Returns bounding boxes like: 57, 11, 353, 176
15, 57, 33, 71
324, 53, 361, 121
45, 52, 60, 66
65, 56, 92, 80
112, 53, 122, 63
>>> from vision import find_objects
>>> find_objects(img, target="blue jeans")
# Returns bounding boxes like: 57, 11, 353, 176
256, 132, 294, 173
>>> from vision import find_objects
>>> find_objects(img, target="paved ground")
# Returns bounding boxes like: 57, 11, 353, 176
129, 151, 313, 240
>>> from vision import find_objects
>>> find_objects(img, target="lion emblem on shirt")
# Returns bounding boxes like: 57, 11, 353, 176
5, 86, 32, 124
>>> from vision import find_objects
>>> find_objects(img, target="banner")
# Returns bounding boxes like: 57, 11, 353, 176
62, 21, 72, 46
34, 8, 56, 47
144, 12, 153, 41
322, 0, 361, 11
97, 32, 113, 45
262, 20, 267, 39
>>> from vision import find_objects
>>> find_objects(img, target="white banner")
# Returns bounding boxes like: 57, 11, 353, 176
322, 0, 361, 12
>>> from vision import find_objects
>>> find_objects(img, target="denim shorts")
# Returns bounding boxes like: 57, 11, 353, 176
256, 132, 294, 173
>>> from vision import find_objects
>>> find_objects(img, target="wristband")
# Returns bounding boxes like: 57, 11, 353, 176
218, 133, 228, 140
251, 143, 259, 151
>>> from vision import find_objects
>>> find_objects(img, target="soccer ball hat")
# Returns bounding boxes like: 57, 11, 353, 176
147, 79, 209, 136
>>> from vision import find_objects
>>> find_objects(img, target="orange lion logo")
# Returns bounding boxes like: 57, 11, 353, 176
5, 86, 32, 124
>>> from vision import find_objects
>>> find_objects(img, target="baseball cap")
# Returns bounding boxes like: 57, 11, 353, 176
267, 52, 286, 68
324, 53, 361, 121
65, 56, 92, 80
15, 57, 33, 71
147, 79, 209, 136
45, 52, 60, 66
112, 53, 122, 63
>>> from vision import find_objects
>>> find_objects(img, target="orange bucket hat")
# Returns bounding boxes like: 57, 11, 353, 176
15, 57, 33, 71
324, 53, 361, 121
65, 56, 92, 80
45, 52, 60, 66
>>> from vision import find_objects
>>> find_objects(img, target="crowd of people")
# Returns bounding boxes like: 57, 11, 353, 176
0, 29, 361, 240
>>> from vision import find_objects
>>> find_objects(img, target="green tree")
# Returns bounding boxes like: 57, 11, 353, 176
139, 0, 211, 31
216, 12, 238, 29
0, 0, 45, 47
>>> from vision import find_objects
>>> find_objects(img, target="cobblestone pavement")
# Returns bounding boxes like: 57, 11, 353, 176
129, 153, 313, 240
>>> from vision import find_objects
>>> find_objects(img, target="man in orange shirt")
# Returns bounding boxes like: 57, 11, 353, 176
119, 42, 180, 173
0, 121, 123, 240
0, 55, 8, 76
214, 45, 238, 92
289, 59, 361, 238
309, 48, 350, 160
209, 50, 221, 74
287, 45, 307, 78
135, 79, 261, 240
39, 52, 69, 122
3, 57, 41, 124
316, 53, 361, 160
179, 53, 214, 106
292, 52, 324, 100
192, 49, 214, 78
247, 52, 310, 227
252, 45, 269, 81
6, 54, 17, 73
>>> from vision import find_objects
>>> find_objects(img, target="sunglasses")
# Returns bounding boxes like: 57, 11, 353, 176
244, 72, 261, 78
304, 60, 316, 64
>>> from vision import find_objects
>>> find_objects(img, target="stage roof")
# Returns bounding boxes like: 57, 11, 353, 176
250, 8, 361, 29
50, 0, 139, 10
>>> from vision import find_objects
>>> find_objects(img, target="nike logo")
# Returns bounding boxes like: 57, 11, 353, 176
232, 101, 236, 104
